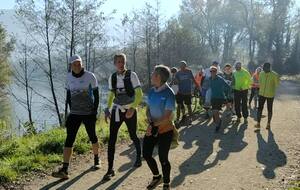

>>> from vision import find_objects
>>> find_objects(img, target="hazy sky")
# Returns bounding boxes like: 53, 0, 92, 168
0, 0, 181, 18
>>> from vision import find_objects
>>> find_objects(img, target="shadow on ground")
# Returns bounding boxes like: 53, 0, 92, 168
172, 112, 248, 188
255, 129, 287, 179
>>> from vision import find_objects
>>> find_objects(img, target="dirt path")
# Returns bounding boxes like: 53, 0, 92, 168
25, 80, 300, 190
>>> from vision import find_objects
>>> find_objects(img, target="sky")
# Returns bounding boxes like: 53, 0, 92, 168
0, 0, 181, 18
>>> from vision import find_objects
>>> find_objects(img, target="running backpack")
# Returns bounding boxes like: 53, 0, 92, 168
111, 70, 135, 97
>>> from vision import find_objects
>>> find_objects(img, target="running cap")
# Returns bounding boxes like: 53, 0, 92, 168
69, 55, 82, 64
210, 66, 218, 71
180, 60, 187, 67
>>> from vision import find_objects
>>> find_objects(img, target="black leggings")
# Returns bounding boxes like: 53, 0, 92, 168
143, 131, 173, 184
257, 96, 274, 123
249, 88, 259, 106
108, 109, 141, 170
65, 114, 98, 147
234, 89, 249, 118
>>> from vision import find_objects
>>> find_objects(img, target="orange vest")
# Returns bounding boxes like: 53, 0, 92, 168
195, 72, 204, 88
251, 72, 260, 88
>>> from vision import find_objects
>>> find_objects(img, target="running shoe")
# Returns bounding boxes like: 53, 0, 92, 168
52, 168, 69, 179
102, 170, 115, 181
163, 183, 170, 190
147, 175, 162, 189
134, 157, 142, 167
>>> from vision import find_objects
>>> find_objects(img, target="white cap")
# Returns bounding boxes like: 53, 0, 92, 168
69, 55, 82, 64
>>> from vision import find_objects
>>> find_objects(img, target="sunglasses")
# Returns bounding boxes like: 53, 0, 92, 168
210, 70, 217, 73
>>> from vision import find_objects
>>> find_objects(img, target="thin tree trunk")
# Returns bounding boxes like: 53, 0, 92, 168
45, 0, 62, 126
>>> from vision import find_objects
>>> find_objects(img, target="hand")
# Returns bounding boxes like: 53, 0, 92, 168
104, 108, 111, 124
146, 126, 152, 136
125, 108, 135, 119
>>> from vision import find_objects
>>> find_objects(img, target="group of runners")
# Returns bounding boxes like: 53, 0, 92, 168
51, 53, 280, 190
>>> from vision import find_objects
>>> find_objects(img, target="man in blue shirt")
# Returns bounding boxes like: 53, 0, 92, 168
210, 66, 230, 132
174, 61, 199, 123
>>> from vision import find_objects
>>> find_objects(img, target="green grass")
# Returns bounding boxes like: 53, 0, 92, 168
0, 108, 148, 183
289, 181, 300, 190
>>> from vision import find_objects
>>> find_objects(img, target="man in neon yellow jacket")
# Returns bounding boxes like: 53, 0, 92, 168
233, 62, 252, 123
103, 53, 143, 180
255, 62, 280, 130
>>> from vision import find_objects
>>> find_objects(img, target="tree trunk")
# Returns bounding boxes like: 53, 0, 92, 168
45, 0, 62, 126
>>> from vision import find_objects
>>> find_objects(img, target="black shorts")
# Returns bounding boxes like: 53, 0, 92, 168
211, 99, 225, 110
176, 94, 192, 105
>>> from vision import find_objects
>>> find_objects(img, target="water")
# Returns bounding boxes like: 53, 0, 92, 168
10, 77, 108, 134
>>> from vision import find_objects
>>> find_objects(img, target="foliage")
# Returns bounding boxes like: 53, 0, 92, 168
0, 108, 147, 183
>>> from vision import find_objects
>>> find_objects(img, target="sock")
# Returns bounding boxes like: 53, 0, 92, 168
62, 162, 69, 172
94, 154, 99, 165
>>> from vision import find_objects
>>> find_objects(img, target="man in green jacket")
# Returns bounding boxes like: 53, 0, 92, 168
233, 62, 252, 123
255, 62, 280, 130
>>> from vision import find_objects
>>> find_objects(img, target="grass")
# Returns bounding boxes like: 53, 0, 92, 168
289, 181, 300, 190
0, 108, 148, 183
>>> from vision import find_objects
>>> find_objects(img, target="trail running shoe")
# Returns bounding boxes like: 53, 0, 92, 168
102, 170, 115, 181
134, 157, 142, 168
163, 183, 170, 190
52, 168, 69, 179
147, 175, 162, 190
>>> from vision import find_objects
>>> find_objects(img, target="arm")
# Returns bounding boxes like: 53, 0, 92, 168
130, 87, 143, 109
106, 91, 115, 109
66, 90, 71, 108
93, 87, 99, 114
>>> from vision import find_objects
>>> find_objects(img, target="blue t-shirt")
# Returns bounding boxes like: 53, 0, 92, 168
175, 69, 194, 94
210, 75, 230, 100
148, 84, 176, 119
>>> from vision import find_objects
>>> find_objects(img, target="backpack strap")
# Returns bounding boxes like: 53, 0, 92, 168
111, 72, 117, 95
123, 70, 135, 97
111, 70, 135, 98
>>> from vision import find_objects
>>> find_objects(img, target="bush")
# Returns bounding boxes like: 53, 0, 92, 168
0, 164, 18, 183
0, 140, 19, 158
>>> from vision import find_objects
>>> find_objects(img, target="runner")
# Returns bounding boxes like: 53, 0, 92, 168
103, 53, 143, 180
52, 55, 100, 179
249, 67, 262, 108
255, 62, 280, 130
210, 66, 230, 132
194, 67, 205, 107
232, 62, 252, 124
174, 61, 199, 123
222, 64, 234, 116
169, 67, 179, 95
202, 61, 222, 119
143, 65, 175, 190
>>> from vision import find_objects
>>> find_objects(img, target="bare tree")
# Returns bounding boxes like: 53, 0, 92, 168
16, 0, 63, 126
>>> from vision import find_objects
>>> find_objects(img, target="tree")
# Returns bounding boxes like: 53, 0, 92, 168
16, 0, 63, 126
0, 24, 14, 138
